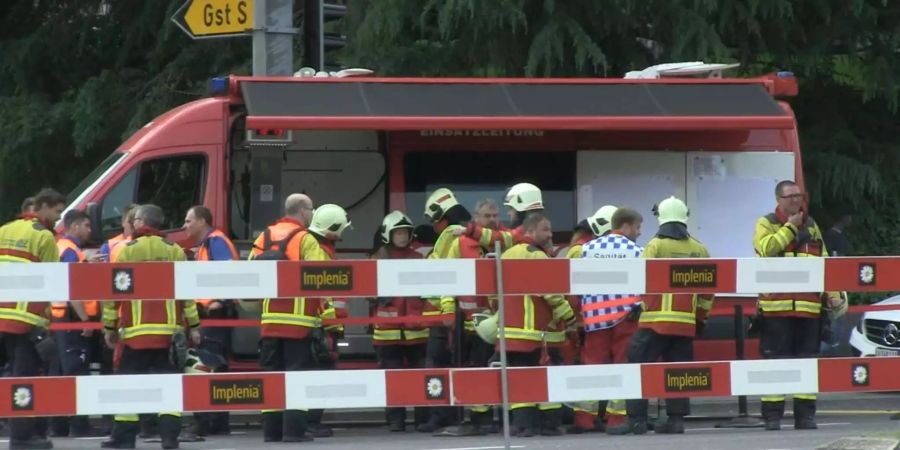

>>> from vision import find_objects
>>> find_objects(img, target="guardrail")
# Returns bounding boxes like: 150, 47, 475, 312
1, 256, 897, 301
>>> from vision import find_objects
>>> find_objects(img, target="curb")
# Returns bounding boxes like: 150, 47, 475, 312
816, 437, 899, 450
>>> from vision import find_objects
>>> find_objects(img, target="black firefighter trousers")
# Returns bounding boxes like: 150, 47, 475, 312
759, 316, 820, 422
258, 337, 315, 441
625, 328, 693, 421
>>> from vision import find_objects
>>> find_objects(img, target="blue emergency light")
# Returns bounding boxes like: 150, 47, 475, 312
210, 76, 229, 96
776, 71, 795, 78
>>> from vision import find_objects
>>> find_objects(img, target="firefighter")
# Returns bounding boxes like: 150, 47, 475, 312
50, 210, 102, 438
498, 212, 577, 437
370, 211, 430, 432
0, 188, 66, 450
251, 203, 349, 443
101, 204, 202, 450
417, 188, 486, 434
183, 205, 238, 436
753, 180, 844, 431
472, 199, 502, 231
575, 207, 643, 434
98, 204, 139, 262
608, 197, 713, 436
461, 183, 544, 250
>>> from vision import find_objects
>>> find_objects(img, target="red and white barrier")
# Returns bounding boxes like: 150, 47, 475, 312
0, 257, 897, 301
2, 357, 897, 417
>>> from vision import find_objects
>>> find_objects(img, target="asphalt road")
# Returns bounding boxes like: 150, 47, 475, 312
7, 393, 900, 450
10, 416, 898, 450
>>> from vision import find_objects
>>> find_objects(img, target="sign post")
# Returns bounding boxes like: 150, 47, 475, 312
172, 0, 295, 76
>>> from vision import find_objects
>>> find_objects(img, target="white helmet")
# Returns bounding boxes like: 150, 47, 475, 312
380, 210, 414, 244
183, 348, 212, 375
587, 205, 618, 236
653, 196, 689, 225
424, 188, 460, 223
504, 183, 543, 212
473, 312, 498, 345
308, 204, 352, 240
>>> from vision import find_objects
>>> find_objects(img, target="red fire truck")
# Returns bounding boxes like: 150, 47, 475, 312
62, 65, 803, 366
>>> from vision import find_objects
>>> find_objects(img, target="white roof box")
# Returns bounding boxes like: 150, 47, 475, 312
624, 62, 741, 79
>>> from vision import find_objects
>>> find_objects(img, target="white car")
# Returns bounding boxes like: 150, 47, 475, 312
849, 294, 900, 357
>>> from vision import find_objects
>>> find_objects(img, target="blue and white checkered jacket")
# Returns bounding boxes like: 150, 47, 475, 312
580, 233, 643, 332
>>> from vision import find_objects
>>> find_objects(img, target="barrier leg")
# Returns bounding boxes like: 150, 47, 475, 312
495, 242, 512, 449
715, 305, 763, 428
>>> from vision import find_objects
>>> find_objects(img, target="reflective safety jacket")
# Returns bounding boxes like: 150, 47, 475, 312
638, 235, 713, 337
53, 237, 99, 319
465, 223, 520, 253
423, 223, 487, 332
195, 228, 239, 308
250, 220, 337, 339
371, 245, 429, 345
102, 232, 200, 349
0, 215, 57, 334
500, 241, 576, 352
753, 211, 836, 318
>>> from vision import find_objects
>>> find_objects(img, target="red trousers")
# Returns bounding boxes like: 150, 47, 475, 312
581, 319, 638, 365
574, 320, 638, 429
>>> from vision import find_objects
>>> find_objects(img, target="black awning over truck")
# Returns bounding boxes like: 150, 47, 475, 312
240, 79, 792, 130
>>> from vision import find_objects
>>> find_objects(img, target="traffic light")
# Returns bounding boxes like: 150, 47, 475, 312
303, 0, 347, 71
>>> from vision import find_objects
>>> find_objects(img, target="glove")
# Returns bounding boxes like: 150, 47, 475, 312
696, 321, 707, 337
626, 303, 643, 322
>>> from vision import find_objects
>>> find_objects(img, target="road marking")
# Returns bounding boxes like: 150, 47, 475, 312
819, 410, 898, 415
75, 437, 107, 440
419, 446, 525, 450
691, 422, 850, 432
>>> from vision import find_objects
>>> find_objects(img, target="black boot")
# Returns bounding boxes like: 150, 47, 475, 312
282, 410, 313, 442
793, 399, 818, 430
158, 415, 181, 450
607, 418, 648, 435
762, 401, 784, 431
539, 408, 563, 436
101, 421, 137, 449
653, 414, 685, 434
262, 412, 283, 442
512, 407, 537, 437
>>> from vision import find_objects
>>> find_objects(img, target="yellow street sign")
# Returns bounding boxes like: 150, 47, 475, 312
172, 0, 254, 39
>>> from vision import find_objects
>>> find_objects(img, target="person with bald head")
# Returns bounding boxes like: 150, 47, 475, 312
284, 193, 314, 227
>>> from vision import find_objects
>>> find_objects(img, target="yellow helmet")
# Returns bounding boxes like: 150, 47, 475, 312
587, 205, 618, 236
473, 312, 498, 345
309, 204, 352, 240
424, 188, 460, 223
380, 210, 414, 243
504, 183, 543, 212
653, 196, 689, 225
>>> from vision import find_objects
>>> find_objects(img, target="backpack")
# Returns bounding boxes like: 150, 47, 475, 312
254, 227, 305, 261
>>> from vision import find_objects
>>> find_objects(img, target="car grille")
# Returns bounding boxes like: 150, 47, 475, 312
864, 319, 900, 348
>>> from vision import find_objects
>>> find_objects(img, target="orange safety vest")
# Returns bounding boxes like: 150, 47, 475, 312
196, 229, 239, 307
372, 246, 429, 346
54, 238, 98, 319
253, 220, 325, 339
109, 236, 131, 263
